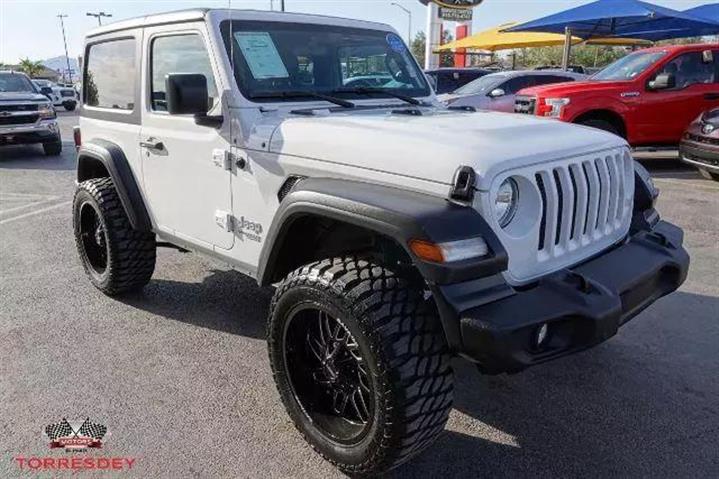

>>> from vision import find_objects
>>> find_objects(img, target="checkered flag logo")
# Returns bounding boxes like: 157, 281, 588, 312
78, 418, 107, 440
44, 419, 74, 440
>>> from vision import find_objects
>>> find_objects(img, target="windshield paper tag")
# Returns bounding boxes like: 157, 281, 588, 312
234, 32, 289, 80
386, 33, 406, 53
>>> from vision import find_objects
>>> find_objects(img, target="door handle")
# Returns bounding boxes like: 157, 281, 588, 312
704, 93, 719, 100
140, 138, 164, 150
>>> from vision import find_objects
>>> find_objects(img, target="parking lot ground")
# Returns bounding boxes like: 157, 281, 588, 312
1, 111, 718, 478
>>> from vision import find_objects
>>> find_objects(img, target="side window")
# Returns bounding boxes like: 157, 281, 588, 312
655, 51, 715, 89
151, 34, 218, 112
535, 75, 573, 87
503, 76, 534, 94
85, 38, 136, 110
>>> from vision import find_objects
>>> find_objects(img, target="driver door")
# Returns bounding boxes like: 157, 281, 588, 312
140, 25, 234, 250
640, 50, 719, 143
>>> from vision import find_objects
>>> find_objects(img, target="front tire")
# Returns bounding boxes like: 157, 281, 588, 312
73, 178, 156, 295
268, 257, 454, 475
577, 118, 621, 137
43, 139, 62, 156
63, 102, 76, 111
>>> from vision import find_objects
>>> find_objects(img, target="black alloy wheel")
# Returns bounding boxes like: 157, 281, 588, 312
284, 306, 373, 444
78, 201, 109, 277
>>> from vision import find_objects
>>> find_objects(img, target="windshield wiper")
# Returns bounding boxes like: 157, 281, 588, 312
333, 87, 425, 106
249, 91, 355, 108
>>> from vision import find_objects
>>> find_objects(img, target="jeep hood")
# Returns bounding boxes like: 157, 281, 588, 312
268, 108, 626, 191
519, 79, 630, 98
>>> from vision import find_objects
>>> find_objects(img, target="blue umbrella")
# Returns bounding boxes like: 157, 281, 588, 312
684, 3, 719, 23
507, 0, 719, 69
508, 0, 719, 39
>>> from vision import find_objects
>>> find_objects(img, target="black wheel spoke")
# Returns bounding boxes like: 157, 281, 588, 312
285, 306, 375, 442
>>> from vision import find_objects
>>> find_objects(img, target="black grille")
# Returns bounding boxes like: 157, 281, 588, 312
0, 114, 39, 125
686, 132, 719, 146
61, 90, 75, 97
514, 96, 536, 115
0, 104, 39, 112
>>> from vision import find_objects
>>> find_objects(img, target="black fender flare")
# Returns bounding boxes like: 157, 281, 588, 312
258, 177, 508, 287
76, 140, 152, 232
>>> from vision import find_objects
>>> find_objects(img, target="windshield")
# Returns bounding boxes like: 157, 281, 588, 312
592, 51, 667, 81
454, 74, 505, 95
0, 73, 37, 93
221, 21, 430, 102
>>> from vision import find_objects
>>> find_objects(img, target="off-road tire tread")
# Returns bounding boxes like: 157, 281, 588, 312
73, 177, 155, 295
268, 256, 453, 475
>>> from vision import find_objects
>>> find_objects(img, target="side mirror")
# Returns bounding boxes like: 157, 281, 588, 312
489, 88, 506, 98
648, 73, 676, 91
166, 73, 222, 128
166, 73, 210, 114
40, 86, 53, 98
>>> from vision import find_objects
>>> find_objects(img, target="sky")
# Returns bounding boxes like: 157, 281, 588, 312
0, 0, 714, 64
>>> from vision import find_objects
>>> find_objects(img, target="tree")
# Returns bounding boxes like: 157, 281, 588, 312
18, 58, 44, 78
411, 31, 426, 67
409, 29, 455, 68
515, 45, 627, 70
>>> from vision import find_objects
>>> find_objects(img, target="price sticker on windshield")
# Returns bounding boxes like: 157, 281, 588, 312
234, 32, 289, 80
386, 33, 406, 53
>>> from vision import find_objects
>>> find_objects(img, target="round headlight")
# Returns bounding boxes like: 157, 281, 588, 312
495, 178, 519, 228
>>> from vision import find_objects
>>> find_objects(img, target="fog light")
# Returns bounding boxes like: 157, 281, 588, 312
535, 323, 549, 348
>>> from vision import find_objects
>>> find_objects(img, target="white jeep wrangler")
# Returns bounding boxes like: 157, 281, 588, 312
73, 9, 689, 475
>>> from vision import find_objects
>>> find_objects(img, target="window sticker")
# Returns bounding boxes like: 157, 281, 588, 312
386, 33, 406, 53
234, 32, 289, 79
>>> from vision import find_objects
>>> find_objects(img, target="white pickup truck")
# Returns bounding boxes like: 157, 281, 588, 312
32, 79, 77, 111
72, 9, 689, 475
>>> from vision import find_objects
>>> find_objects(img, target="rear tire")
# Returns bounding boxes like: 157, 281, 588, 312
577, 118, 621, 137
43, 139, 62, 156
268, 257, 454, 475
73, 178, 156, 295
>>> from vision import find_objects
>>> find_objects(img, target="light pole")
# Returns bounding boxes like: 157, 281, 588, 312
86, 11, 112, 26
281, 0, 285, 11
57, 14, 72, 83
391, 2, 412, 45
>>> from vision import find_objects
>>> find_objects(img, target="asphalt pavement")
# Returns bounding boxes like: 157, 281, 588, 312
1, 111, 717, 478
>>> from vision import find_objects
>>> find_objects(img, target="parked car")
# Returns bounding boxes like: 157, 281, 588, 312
680, 107, 719, 181
535, 64, 587, 74
73, 8, 688, 476
425, 67, 492, 94
515, 44, 719, 146
32, 79, 77, 111
0, 71, 62, 155
439, 70, 585, 113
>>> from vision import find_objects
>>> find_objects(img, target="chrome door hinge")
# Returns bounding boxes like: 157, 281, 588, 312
215, 210, 234, 232
212, 149, 234, 171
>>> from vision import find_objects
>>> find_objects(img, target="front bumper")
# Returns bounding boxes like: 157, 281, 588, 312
443, 220, 689, 374
0, 120, 60, 145
679, 140, 719, 173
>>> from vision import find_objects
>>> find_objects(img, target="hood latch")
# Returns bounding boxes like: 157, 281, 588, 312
449, 166, 477, 206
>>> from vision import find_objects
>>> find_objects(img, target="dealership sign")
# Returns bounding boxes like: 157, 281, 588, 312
419, 0, 484, 8
420, 0, 484, 21
440, 7, 474, 21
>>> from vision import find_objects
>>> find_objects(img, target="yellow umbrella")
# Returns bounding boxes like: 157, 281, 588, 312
435, 22, 650, 52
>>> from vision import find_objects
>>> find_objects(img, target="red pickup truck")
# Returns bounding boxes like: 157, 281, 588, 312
515, 44, 719, 147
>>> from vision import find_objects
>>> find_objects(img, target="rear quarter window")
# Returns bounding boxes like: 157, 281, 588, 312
84, 38, 136, 110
